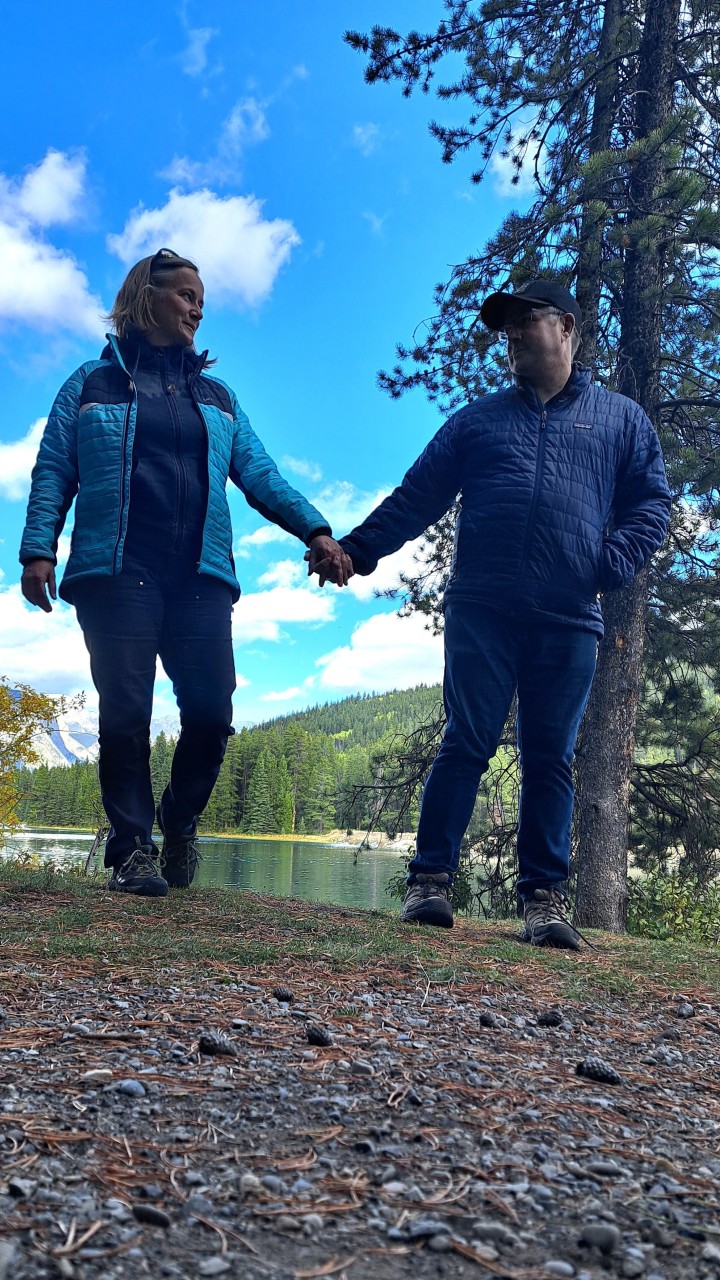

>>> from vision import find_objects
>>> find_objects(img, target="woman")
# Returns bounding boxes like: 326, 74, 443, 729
20, 248, 351, 897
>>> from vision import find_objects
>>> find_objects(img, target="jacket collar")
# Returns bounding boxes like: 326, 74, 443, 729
514, 363, 591, 410
101, 332, 208, 379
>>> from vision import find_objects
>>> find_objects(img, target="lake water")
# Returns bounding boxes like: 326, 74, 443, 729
2, 830, 405, 912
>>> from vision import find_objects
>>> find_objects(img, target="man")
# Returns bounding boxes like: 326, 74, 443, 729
336, 279, 671, 948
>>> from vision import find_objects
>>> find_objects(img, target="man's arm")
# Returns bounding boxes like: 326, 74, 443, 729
600, 408, 672, 591
340, 414, 464, 575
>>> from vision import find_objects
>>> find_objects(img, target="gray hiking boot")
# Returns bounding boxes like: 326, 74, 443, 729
522, 887, 580, 950
108, 840, 168, 897
156, 803, 202, 889
401, 873, 453, 928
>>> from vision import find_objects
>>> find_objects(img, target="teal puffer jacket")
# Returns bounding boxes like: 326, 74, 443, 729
19, 335, 331, 602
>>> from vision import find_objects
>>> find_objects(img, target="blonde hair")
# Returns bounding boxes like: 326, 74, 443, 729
107, 250, 200, 339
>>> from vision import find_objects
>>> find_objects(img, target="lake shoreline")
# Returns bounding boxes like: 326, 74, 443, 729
11, 825, 415, 854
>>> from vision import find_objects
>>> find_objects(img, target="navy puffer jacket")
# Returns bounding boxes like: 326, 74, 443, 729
340, 367, 671, 635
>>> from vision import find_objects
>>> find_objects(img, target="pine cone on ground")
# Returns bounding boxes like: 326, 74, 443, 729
306, 1024, 333, 1047
272, 986, 294, 1003
198, 1029, 239, 1057
576, 1054, 621, 1085
538, 1008, 564, 1027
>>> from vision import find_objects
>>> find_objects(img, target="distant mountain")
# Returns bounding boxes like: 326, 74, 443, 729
28, 702, 182, 769
31, 707, 100, 768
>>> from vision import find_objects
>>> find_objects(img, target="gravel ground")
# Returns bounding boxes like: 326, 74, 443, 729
1, 908, 720, 1279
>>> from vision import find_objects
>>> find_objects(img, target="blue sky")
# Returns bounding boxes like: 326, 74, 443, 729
0, 1, 521, 726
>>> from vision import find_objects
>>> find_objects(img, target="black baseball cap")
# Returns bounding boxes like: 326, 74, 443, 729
480, 278, 582, 331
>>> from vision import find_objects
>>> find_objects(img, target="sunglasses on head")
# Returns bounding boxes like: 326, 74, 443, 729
150, 248, 190, 271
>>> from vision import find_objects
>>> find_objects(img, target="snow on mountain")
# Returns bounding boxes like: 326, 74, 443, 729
27, 699, 181, 769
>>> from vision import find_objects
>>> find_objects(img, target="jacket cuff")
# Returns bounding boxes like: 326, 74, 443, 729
305, 526, 332, 545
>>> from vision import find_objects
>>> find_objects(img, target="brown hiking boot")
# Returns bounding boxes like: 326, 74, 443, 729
401, 873, 453, 928
521, 888, 580, 950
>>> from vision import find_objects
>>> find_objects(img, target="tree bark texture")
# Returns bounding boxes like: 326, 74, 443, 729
575, 0, 680, 930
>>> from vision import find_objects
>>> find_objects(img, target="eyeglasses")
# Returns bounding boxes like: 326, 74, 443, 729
500, 308, 564, 335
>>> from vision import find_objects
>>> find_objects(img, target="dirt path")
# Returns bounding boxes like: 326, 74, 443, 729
1, 878, 720, 1279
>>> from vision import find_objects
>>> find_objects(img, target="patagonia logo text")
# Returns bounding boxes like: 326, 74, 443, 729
574, 421, 592, 430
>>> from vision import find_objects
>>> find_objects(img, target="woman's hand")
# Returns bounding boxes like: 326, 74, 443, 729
21, 558, 57, 612
306, 536, 354, 587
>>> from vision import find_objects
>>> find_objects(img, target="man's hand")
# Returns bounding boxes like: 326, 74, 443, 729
306, 536, 354, 587
21, 558, 57, 613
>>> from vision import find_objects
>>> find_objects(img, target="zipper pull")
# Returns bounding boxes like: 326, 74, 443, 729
541, 409, 547, 430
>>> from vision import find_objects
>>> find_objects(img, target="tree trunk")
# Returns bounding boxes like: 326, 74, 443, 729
575, 0, 680, 929
574, 0, 623, 364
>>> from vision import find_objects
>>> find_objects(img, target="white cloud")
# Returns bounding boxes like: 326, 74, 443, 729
317, 610, 444, 693
280, 455, 323, 484
7, 150, 86, 227
362, 210, 386, 237
233, 583, 335, 644
108, 188, 300, 308
309, 481, 390, 534
257, 675, 313, 706
162, 97, 270, 187
0, 587, 92, 695
347, 538, 428, 601
257, 559, 304, 590
0, 151, 102, 337
234, 524, 294, 558
0, 418, 46, 500
352, 124, 380, 157
179, 25, 218, 76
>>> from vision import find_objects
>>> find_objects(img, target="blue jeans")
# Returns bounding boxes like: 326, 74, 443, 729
74, 573, 236, 867
408, 601, 597, 900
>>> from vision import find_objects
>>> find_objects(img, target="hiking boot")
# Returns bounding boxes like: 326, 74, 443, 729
521, 887, 580, 950
156, 804, 202, 889
108, 840, 168, 897
401, 873, 453, 928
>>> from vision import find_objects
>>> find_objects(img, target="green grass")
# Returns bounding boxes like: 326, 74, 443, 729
2, 861, 719, 999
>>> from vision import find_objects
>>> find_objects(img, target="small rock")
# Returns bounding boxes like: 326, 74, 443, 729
81, 1069, 112, 1083
131, 1204, 171, 1228
302, 1213, 324, 1232
351, 1059, 374, 1076
469, 1242, 500, 1262
239, 1173, 262, 1196
405, 1218, 451, 1240
583, 1159, 625, 1178
114, 1078, 146, 1098
543, 1263, 575, 1277
8, 1177, 36, 1198
581, 1223, 621, 1253
198, 1260, 232, 1277
621, 1254, 646, 1278
478, 1011, 501, 1028
702, 1243, 720, 1263
276, 1214, 302, 1231
676, 1001, 695, 1019
69, 1023, 92, 1035
0, 1242, 17, 1280
428, 1234, 451, 1252
354, 1138, 375, 1155
261, 1174, 285, 1194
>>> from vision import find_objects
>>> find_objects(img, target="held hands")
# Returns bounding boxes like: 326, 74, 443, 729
21, 558, 57, 613
305, 535, 354, 587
